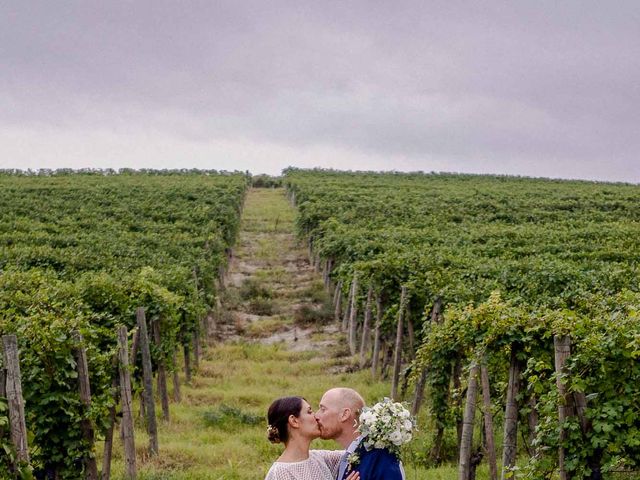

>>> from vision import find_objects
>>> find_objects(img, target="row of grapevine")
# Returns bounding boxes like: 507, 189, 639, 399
0, 170, 249, 478
284, 168, 640, 480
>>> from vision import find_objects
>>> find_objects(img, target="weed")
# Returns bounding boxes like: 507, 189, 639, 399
247, 297, 276, 315
299, 281, 328, 303
240, 278, 273, 300
203, 404, 263, 430
293, 302, 333, 326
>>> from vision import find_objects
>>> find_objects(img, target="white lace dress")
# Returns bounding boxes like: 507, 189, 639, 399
265, 449, 344, 480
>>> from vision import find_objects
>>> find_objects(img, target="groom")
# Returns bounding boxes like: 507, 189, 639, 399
315, 387, 405, 480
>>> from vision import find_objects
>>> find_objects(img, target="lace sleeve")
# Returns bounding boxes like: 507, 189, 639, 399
312, 449, 345, 476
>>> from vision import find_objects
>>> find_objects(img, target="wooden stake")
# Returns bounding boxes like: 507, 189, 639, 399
73, 332, 98, 480
172, 348, 181, 402
2, 335, 29, 464
371, 292, 383, 380
412, 297, 443, 415
117, 327, 136, 479
359, 286, 373, 368
334, 281, 343, 324
501, 344, 521, 480
348, 275, 359, 355
391, 286, 408, 400
554, 335, 572, 480
342, 277, 354, 332
480, 360, 498, 480
454, 358, 464, 452
183, 342, 192, 383
129, 327, 140, 366
151, 320, 170, 422
101, 376, 117, 480
411, 368, 428, 417
136, 308, 158, 455
193, 329, 200, 370
0, 368, 5, 398
459, 362, 479, 480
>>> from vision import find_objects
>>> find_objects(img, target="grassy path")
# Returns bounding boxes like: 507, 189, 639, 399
106, 188, 453, 480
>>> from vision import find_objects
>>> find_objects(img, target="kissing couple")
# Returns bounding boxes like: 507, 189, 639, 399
264, 387, 406, 480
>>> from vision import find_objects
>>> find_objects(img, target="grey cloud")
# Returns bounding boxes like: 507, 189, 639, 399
1, 1, 639, 181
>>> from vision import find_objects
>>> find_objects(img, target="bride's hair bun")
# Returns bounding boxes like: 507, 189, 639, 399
267, 424, 281, 444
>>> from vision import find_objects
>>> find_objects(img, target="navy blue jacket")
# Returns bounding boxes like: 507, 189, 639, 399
341, 447, 404, 480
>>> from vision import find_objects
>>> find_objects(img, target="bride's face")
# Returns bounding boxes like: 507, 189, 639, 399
296, 400, 322, 439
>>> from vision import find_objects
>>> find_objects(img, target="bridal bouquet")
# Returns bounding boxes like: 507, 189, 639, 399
357, 398, 416, 456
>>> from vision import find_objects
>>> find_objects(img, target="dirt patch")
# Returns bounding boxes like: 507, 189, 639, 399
216, 191, 344, 358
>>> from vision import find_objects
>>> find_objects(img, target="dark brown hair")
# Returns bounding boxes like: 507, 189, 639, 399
267, 396, 305, 444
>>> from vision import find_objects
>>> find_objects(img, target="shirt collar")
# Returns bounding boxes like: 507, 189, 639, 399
346, 435, 363, 454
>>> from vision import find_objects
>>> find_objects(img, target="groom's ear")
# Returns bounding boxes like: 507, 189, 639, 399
339, 407, 351, 423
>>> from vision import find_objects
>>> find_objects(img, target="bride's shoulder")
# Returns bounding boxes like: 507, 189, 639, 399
310, 449, 344, 461
265, 461, 292, 480
310, 449, 343, 455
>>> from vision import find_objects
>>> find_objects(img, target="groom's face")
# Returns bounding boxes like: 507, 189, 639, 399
315, 390, 343, 440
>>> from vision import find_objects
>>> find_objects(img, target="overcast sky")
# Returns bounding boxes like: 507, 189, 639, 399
1, 1, 639, 182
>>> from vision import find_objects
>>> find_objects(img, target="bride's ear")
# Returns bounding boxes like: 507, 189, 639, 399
288, 414, 300, 429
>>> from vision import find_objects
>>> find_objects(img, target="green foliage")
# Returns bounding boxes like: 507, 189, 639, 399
285, 169, 640, 477
202, 404, 263, 430
0, 171, 248, 476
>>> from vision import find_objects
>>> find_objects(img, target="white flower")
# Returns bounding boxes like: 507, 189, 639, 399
357, 398, 416, 457
389, 430, 403, 445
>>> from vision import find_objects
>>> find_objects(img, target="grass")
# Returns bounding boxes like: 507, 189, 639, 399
101, 188, 482, 480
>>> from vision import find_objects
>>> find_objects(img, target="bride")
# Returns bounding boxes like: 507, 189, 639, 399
265, 396, 359, 480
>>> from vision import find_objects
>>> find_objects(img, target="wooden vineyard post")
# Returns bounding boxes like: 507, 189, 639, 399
348, 276, 359, 355
501, 344, 521, 480
359, 286, 373, 368
183, 341, 192, 384
480, 358, 498, 480
136, 307, 159, 455
333, 280, 343, 324
371, 292, 383, 380
117, 326, 136, 479
101, 377, 118, 480
193, 329, 200, 370
554, 335, 573, 480
459, 361, 479, 480
0, 367, 5, 398
391, 286, 408, 400
172, 347, 181, 402
412, 297, 443, 415
73, 332, 99, 480
2, 334, 29, 464
152, 319, 170, 422
323, 258, 333, 288
342, 278, 354, 331
453, 358, 464, 450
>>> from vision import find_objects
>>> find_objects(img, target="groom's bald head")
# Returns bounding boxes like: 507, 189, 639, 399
333, 388, 365, 415
315, 387, 365, 447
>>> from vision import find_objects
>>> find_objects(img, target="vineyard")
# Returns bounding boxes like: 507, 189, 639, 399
1, 168, 639, 480
284, 169, 640, 480
0, 170, 248, 478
